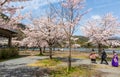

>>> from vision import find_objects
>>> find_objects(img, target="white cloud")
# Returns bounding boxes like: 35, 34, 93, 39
7, 0, 60, 19
24, 0, 60, 10
9, 0, 60, 13
91, 15, 101, 20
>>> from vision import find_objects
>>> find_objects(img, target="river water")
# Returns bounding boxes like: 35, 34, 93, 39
20, 48, 120, 54
55, 48, 120, 53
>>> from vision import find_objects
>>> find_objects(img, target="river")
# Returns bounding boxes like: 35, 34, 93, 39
20, 47, 120, 54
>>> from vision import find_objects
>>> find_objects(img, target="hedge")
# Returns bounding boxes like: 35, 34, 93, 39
0, 47, 19, 59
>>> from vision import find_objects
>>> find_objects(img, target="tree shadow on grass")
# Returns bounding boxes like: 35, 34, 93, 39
55, 57, 83, 62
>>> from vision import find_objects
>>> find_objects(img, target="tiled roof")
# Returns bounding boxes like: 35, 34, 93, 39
0, 27, 17, 38
0, 26, 17, 33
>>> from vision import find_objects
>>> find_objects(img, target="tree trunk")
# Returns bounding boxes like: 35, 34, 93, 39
68, 37, 72, 71
98, 43, 102, 55
39, 47, 43, 55
43, 46, 46, 53
8, 37, 12, 47
24, 45, 28, 53
49, 45, 52, 59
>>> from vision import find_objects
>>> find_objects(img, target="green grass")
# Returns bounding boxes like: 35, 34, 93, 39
50, 65, 94, 77
28, 58, 96, 77
37, 54, 44, 56
28, 58, 61, 68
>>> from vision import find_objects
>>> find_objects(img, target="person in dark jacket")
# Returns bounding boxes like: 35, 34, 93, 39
100, 49, 108, 65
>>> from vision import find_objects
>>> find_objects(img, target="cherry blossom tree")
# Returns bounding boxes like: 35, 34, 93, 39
0, 0, 29, 29
57, 0, 89, 70
0, 0, 29, 48
0, 0, 26, 6
20, 15, 66, 57
32, 17, 66, 59
21, 0, 66, 59
82, 13, 120, 54
19, 28, 48, 55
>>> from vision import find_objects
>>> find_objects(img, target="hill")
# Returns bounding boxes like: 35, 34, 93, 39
73, 35, 89, 46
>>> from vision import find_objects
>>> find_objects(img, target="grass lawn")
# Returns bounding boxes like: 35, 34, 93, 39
28, 58, 62, 68
28, 57, 96, 77
27, 50, 120, 77
50, 65, 95, 77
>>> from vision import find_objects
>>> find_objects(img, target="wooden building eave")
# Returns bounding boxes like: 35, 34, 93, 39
0, 27, 17, 38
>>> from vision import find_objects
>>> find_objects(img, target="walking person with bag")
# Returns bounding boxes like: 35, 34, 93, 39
100, 49, 108, 65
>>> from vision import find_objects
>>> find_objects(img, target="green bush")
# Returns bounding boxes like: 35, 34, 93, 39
0, 50, 1, 59
0, 47, 19, 59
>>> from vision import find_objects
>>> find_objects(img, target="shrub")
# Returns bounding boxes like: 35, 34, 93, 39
0, 49, 1, 59
0, 47, 19, 59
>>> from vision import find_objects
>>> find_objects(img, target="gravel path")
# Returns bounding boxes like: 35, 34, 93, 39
0, 56, 48, 69
0, 56, 120, 77
0, 56, 48, 77
71, 59, 120, 77
95, 64, 120, 77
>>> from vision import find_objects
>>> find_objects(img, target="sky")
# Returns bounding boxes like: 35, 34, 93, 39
84, 0, 120, 20
9, 0, 120, 35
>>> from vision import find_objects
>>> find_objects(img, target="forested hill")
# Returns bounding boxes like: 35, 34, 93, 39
73, 35, 89, 45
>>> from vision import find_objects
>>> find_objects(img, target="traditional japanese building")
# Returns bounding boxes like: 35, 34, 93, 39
0, 27, 17, 47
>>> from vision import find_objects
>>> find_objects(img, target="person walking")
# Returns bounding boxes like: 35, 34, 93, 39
89, 49, 97, 63
111, 51, 119, 67
100, 49, 108, 65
